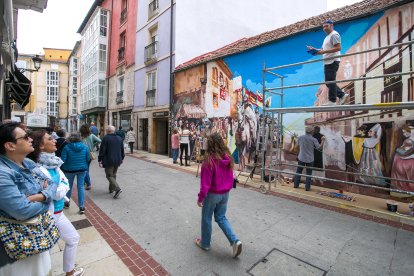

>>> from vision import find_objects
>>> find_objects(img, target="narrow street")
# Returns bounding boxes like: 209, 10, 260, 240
84, 155, 414, 276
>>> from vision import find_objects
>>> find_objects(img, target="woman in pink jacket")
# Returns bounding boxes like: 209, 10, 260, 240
196, 133, 242, 258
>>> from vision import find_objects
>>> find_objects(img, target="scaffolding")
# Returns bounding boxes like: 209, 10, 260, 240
257, 39, 414, 197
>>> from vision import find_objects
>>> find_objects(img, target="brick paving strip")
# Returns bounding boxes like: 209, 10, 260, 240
129, 154, 414, 233
71, 190, 170, 276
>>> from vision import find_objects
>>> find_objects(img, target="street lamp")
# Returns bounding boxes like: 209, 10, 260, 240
19, 55, 43, 73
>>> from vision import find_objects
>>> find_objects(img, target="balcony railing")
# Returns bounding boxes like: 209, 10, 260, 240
146, 89, 156, 107
118, 47, 125, 61
120, 8, 127, 24
116, 91, 124, 104
148, 0, 159, 19
144, 41, 158, 63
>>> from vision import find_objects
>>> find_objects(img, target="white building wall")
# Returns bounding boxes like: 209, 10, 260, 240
175, 0, 327, 65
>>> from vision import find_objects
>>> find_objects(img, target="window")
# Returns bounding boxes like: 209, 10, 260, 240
145, 27, 158, 63
148, 0, 159, 19
46, 71, 59, 117
120, 0, 128, 23
146, 71, 156, 106
116, 76, 124, 104
118, 32, 126, 61
99, 44, 107, 72
72, 58, 78, 75
100, 10, 108, 37
72, 76, 78, 95
71, 96, 77, 115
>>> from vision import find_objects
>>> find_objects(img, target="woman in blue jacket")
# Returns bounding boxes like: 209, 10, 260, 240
61, 132, 90, 214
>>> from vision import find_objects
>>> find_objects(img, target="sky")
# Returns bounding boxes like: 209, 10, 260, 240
17, 0, 360, 55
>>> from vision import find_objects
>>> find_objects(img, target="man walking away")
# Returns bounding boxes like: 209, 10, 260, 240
98, 125, 125, 199
307, 19, 349, 106
294, 126, 325, 191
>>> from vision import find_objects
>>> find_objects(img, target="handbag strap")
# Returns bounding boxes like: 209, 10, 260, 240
0, 214, 41, 225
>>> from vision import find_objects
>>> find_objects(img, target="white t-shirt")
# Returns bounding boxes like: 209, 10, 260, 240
179, 129, 190, 144
322, 30, 341, 64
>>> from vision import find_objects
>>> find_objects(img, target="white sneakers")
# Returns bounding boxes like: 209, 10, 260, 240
339, 93, 350, 105
72, 267, 85, 276
321, 93, 350, 106
232, 240, 242, 258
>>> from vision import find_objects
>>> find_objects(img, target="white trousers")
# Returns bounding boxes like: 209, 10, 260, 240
54, 212, 80, 273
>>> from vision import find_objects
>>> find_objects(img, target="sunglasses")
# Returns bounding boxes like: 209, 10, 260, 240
14, 133, 30, 142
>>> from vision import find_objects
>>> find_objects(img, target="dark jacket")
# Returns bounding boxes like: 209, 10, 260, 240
55, 137, 67, 157
98, 133, 125, 167
61, 142, 90, 172
115, 129, 125, 141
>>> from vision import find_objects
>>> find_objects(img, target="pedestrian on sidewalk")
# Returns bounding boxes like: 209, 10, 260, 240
179, 124, 190, 166
171, 128, 179, 164
98, 125, 125, 199
89, 122, 99, 151
61, 133, 90, 214
80, 124, 101, 190
307, 19, 349, 106
55, 128, 68, 158
196, 133, 242, 258
0, 122, 59, 276
125, 127, 136, 154
27, 130, 84, 276
115, 126, 125, 141
293, 126, 325, 191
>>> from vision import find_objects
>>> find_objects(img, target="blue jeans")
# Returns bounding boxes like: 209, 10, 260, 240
293, 160, 313, 191
172, 148, 179, 162
201, 192, 238, 249
84, 161, 91, 187
65, 171, 87, 208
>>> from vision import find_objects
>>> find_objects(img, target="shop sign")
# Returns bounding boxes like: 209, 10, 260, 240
153, 111, 169, 118
27, 113, 47, 127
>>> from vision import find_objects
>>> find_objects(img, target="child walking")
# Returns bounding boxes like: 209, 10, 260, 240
171, 129, 179, 164
196, 133, 242, 258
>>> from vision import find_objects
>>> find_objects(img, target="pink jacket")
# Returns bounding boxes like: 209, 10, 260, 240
198, 154, 233, 203
171, 134, 179, 149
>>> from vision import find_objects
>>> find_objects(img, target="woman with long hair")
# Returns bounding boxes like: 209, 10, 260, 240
195, 133, 242, 258
79, 124, 101, 190
28, 130, 84, 276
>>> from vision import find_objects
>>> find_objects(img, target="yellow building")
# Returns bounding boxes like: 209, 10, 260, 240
14, 48, 71, 128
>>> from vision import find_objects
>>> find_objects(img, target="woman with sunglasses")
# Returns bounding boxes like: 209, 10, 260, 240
0, 122, 58, 275
28, 130, 84, 276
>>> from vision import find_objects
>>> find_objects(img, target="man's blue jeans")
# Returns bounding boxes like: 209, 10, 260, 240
171, 148, 179, 162
201, 192, 238, 249
65, 171, 87, 208
293, 160, 313, 191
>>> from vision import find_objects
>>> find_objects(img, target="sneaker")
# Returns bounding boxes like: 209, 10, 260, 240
72, 267, 85, 276
321, 101, 336, 106
195, 238, 210, 251
79, 207, 85, 214
113, 189, 122, 199
109, 190, 114, 194
85, 186, 91, 191
232, 240, 242, 258
64, 202, 70, 209
339, 93, 350, 105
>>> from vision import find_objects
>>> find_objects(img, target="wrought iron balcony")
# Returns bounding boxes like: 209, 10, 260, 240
116, 91, 124, 104
144, 41, 158, 63
148, 0, 159, 19
120, 8, 127, 24
118, 47, 125, 61
146, 89, 156, 107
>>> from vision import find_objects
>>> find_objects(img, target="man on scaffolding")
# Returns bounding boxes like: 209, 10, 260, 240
307, 19, 349, 106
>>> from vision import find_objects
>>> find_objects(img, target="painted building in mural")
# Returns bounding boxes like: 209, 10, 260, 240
135, 0, 328, 154
173, 0, 414, 196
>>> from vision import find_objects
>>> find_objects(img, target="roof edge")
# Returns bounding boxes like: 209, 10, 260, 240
77, 0, 104, 34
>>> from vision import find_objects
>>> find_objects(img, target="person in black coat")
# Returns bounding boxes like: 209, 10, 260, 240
313, 126, 325, 170
55, 129, 67, 158
98, 125, 125, 199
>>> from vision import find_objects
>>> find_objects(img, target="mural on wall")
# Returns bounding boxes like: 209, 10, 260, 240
173, 3, 414, 196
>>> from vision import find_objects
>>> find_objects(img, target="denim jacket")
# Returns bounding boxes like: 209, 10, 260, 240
0, 155, 56, 220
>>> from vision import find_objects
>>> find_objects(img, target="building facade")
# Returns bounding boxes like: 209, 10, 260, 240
107, 0, 137, 135
67, 41, 81, 133
134, 0, 328, 154
77, 0, 112, 134
15, 48, 70, 128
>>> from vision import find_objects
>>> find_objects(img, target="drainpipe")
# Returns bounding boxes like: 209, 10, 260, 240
168, 0, 174, 157
106, 0, 114, 126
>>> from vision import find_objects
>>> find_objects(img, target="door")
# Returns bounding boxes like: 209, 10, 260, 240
142, 118, 148, 151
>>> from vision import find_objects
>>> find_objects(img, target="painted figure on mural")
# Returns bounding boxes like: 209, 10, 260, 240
356, 123, 386, 186
391, 125, 414, 193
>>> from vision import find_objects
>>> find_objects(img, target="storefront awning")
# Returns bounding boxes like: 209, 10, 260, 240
6, 65, 32, 108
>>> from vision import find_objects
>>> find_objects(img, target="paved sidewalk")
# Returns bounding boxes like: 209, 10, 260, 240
79, 153, 414, 276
